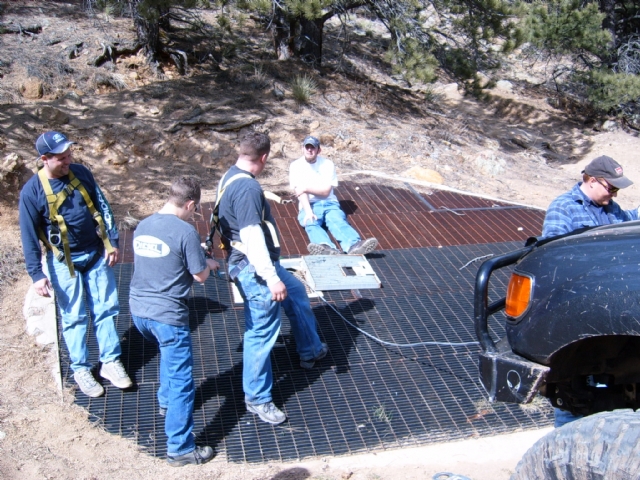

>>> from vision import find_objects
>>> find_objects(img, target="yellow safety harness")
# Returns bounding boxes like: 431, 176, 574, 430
37, 168, 115, 278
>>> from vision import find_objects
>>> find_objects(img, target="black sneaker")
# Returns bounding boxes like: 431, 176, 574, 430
246, 401, 287, 425
307, 243, 341, 255
167, 446, 214, 467
300, 343, 329, 369
347, 238, 378, 255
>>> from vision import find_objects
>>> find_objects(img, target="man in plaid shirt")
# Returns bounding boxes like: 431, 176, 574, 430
542, 155, 637, 428
542, 155, 638, 239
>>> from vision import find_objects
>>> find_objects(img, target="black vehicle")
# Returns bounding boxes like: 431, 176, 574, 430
474, 220, 640, 479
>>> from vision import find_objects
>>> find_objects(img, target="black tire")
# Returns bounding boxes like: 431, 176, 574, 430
511, 409, 640, 480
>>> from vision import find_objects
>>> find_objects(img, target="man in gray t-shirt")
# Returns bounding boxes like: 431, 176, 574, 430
129, 176, 219, 467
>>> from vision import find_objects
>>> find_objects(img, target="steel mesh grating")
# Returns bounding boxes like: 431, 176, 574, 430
59, 241, 553, 463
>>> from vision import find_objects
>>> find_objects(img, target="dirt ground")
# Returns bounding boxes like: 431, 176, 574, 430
1, 2, 640, 479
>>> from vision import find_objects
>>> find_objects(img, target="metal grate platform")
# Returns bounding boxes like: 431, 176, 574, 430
58, 182, 552, 462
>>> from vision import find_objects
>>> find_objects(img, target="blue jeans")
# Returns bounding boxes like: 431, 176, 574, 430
132, 315, 195, 456
554, 407, 584, 427
234, 261, 324, 405
46, 250, 121, 372
298, 200, 361, 252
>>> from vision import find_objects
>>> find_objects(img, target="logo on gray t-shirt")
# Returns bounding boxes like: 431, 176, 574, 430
134, 235, 170, 257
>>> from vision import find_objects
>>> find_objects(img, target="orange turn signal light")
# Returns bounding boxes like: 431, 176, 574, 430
505, 273, 532, 318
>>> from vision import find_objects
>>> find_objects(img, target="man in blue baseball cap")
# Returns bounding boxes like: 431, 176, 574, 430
19, 131, 132, 398
35, 131, 77, 156
289, 135, 378, 255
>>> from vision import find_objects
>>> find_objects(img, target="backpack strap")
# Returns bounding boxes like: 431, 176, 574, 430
206, 172, 280, 255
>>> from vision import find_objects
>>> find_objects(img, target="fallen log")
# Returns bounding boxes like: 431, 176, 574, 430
0, 23, 42, 35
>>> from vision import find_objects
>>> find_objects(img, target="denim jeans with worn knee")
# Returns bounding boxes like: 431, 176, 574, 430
46, 250, 121, 372
298, 200, 360, 252
132, 315, 195, 456
234, 261, 324, 405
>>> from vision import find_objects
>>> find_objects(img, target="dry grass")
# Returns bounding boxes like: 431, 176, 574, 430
519, 394, 552, 414
118, 213, 141, 231
0, 249, 24, 294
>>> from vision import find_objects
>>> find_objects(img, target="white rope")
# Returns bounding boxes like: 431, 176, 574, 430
298, 274, 479, 348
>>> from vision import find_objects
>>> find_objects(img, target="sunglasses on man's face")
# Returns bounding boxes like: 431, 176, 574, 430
596, 178, 619, 194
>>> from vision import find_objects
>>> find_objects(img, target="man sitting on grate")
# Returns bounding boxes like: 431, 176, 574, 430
129, 176, 220, 467
289, 135, 378, 255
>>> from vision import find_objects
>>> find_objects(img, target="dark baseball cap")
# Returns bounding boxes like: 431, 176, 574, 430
583, 155, 633, 189
302, 135, 320, 148
35, 131, 76, 156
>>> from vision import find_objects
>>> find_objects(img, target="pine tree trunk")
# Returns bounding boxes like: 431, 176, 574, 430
599, 0, 617, 46
271, 7, 294, 60
297, 17, 324, 67
128, 0, 161, 59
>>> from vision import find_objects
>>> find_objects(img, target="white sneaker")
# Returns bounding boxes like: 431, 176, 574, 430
246, 401, 286, 425
100, 359, 133, 389
74, 369, 104, 397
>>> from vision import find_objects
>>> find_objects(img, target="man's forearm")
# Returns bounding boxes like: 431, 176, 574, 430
299, 183, 332, 197
239, 224, 279, 286
298, 193, 313, 213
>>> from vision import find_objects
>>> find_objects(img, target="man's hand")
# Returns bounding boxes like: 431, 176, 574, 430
34, 277, 52, 297
269, 281, 287, 302
302, 212, 317, 225
207, 258, 220, 273
105, 247, 120, 267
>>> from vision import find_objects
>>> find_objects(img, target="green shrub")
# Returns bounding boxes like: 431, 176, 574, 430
290, 74, 317, 104
385, 38, 438, 84
523, 0, 610, 57
584, 69, 640, 112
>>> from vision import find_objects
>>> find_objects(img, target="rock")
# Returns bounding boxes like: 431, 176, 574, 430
24, 285, 57, 346
20, 78, 44, 99
309, 120, 320, 130
271, 142, 285, 157
272, 85, 285, 100
0, 153, 23, 181
60, 91, 83, 105
474, 151, 506, 176
319, 133, 334, 147
495, 80, 513, 92
434, 82, 462, 101
37, 106, 70, 125
109, 154, 129, 166
403, 166, 444, 184
477, 72, 491, 88
601, 120, 617, 132
123, 111, 136, 119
